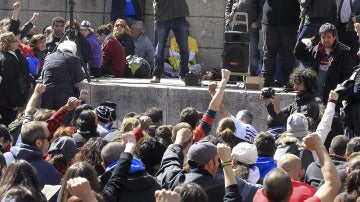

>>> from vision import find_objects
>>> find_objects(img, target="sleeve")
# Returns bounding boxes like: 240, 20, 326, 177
224, 184, 243, 202
20, 21, 33, 40
102, 152, 133, 202
156, 144, 185, 189
70, 55, 86, 83
133, 127, 144, 142
193, 109, 216, 142
294, 39, 317, 65
225, 0, 234, 26
266, 103, 288, 125
46, 106, 69, 136
102, 41, 113, 66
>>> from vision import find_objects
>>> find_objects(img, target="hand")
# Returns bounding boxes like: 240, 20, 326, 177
260, 94, 272, 106
221, 69, 231, 83
217, 143, 232, 162
329, 90, 339, 101
139, 115, 152, 130
122, 132, 136, 154
155, 189, 181, 202
250, 22, 258, 29
30, 12, 40, 23
227, 21, 233, 28
300, 7, 307, 17
34, 84, 46, 94
301, 132, 322, 151
208, 82, 217, 95
65, 97, 81, 110
79, 89, 89, 100
174, 128, 193, 148
13, 2, 21, 11
67, 177, 96, 202
355, 23, 360, 36
301, 36, 315, 47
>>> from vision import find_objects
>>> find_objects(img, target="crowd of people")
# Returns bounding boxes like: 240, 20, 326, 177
1, 0, 360, 201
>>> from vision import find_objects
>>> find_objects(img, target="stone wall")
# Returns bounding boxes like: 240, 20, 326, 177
0, 0, 226, 70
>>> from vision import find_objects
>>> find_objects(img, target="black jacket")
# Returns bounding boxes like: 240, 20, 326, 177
294, 40, 354, 103
156, 144, 225, 202
301, 0, 337, 25
102, 152, 161, 202
111, 0, 142, 22
225, 0, 264, 26
262, 0, 300, 26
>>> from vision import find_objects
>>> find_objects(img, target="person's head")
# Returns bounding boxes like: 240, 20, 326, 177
33, 108, 56, 121
70, 104, 94, 127
21, 121, 51, 154
254, 132, 276, 157
73, 137, 108, 175
286, 113, 308, 141
173, 183, 208, 202
155, 125, 173, 147
48, 136, 77, 162
28, 34, 46, 51
51, 16, 65, 37
346, 153, 360, 174
289, 68, 317, 93
76, 109, 98, 135
187, 141, 219, 178
0, 153, 6, 178
180, 107, 200, 129
0, 160, 45, 200
172, 122, 193, 143
346, 137, 360, 158
58, 40, 77, 55
0, 32, 19, 52
0, 124, 11, 151
231, 142, 259, 183
79, 20, 94, 38
95, 106, 116, 124
344, 169, 360, 200
96, 23, 112, 42
100, 141, 125, 168
216, 117, 238, 148
59, 162, 100, 201
42, 25, 53, 38
139, 137, 167, 173
319, 23, 337, 49
53, 126, 74, 140
263, 168, 293, 202
236, 110, 254, 124
145, 107, 163, 124
113, 18, 130, 36
64, 20, 80, 36
130, 21, 145, 40
277, 154, 304, 181
329, 135, 349, 157
120, 117, 140, 133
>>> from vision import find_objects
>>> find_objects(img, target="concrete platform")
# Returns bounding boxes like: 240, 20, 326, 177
77, 77, 296, 133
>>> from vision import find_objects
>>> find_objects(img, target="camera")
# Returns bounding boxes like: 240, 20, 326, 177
261, 87, 275, 99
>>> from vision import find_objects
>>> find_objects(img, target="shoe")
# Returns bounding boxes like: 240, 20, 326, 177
150, 76, 160, 83
271, 80, 283, 87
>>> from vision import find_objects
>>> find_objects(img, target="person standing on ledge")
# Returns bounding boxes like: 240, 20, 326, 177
149, 0, 190, 83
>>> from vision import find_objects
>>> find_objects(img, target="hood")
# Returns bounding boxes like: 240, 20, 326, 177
255, 157, 277, 178
10, 144, 43, 161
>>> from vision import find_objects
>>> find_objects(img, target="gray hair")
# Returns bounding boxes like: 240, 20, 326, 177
133, 21, 145, 33
58, 40, 77, 55
236, 110, 254, 124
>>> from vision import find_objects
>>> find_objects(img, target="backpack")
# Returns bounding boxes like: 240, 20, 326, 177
126, 55, 151, 78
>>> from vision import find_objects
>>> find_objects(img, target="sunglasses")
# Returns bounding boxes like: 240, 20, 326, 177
115, 24, 125, 28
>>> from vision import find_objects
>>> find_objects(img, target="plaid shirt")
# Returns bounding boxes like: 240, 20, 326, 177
46, 106, 69, 136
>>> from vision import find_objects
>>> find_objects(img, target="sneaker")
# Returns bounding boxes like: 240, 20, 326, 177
150, 76, 160, 83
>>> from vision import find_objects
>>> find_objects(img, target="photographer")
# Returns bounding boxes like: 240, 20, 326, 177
261, 68, 320, 126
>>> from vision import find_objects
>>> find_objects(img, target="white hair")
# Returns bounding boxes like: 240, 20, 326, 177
57, 40, 77, 55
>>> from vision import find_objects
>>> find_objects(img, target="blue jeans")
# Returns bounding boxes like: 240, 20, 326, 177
153, 17, 189, 78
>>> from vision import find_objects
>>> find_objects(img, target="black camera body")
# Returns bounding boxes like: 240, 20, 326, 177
261, 87, 275, 99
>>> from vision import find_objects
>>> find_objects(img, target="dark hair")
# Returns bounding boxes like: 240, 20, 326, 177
234, 162, 256, 181
0, 124, 11, 144
289, 68, 317, 93
139, 137, 167, 174
254, 132, 276, 157
51, 16, 65, 27
59, 161, 100, 202
28, 34, 46, 48
21, 121, 48, 146
155, 125, 173, 146
145, 107, 163, 123
263, 168, 293, 202
101, 141, 125, 167
319, 23, 337, 37
266, 115, 285, 128
172, 122, 193, 142
179, 107, 199, 129
345, 169, 360, 201
217, 117, 239, 149
73, 137, 108, 175
97, 24, 112, 36
70, 104, 94, 127
76, 110, 98, 134
0, 160, 46, 201
347, 137, 360, 156
174, 183, 208, 202
330, 135, 349, 157
65, 20, 80, 32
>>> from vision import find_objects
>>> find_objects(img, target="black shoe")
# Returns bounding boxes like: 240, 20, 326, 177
270, 80, 283, 87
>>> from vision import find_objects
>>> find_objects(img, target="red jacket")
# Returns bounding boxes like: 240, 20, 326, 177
103, 38, 126, 77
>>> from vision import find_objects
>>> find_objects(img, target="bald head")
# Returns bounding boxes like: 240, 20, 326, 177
264, 168, 293, 202
277, 154, 304, 181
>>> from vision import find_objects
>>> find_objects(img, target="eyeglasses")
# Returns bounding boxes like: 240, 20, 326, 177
115, 24, 125, 28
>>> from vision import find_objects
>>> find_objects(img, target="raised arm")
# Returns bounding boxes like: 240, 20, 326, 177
11, 2, 21, 21
21, 84, 46, 127
302, 133, 341, 202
